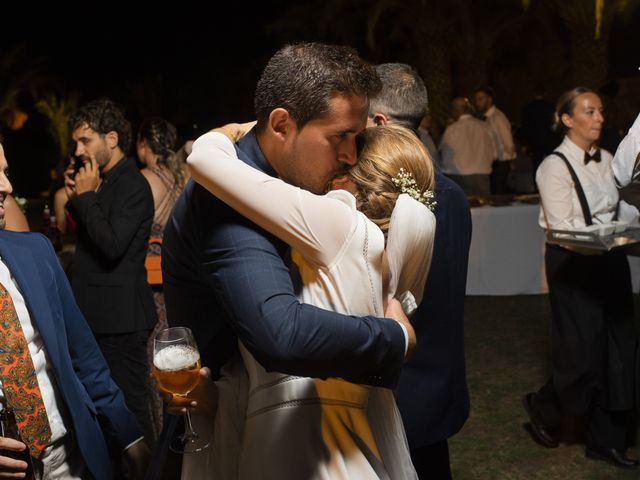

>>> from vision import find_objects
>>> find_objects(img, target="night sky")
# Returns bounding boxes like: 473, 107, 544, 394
1, 4, 295, 199
4, 1, 640, 144
2, 1, 639, 201
5, 4, 284, 141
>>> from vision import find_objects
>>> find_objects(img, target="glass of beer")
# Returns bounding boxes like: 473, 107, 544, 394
153, 326, 209, 453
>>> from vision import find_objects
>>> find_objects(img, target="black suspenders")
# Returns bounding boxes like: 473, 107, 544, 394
551, 151, 594, 226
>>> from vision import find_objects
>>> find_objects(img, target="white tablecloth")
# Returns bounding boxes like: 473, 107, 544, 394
466, 203, 640, 295
466, 204, 547, 295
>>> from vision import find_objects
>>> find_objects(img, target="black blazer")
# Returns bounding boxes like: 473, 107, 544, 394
162, 130, 406, 388
69, 157, 156, 334
395, 173, 472, 448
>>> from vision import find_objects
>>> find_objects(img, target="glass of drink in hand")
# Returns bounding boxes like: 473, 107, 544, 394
153, 326, 209, 453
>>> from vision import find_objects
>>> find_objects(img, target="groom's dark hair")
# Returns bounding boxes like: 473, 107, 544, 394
254, 42, 381, 133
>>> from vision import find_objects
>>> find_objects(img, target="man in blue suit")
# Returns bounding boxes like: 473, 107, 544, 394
0, 143, 149, 479
163, 43, 414, 388
368, 63, 472, 479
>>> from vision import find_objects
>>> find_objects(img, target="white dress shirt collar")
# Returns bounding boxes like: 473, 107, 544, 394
563, 135, 598, 159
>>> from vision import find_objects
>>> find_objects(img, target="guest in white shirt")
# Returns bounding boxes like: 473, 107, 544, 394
523, 87, 638, 470
474, 86, 516, 194
439, 97, 496, 196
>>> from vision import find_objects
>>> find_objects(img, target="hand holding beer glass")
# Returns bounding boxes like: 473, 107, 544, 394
153, 327, 209, 453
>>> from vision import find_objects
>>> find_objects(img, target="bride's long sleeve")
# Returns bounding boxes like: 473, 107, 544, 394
188, 132, 355, 267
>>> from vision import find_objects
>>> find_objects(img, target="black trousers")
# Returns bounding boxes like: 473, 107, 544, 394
535, 378, 632, 449
535, 245, 637, 449
97, 329, 155, 449
411, 440, 452, 480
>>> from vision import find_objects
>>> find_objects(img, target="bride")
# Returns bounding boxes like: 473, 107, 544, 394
183, 123, 436, 480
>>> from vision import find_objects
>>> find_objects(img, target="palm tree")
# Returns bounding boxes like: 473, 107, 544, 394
549, 0, 639, 89
267, 0, 367, 47
35, 93, 78, 159
266, 0, 457, 132
451, 0, 527, 97
363, 0, 458, 137
265, 0, 639, 137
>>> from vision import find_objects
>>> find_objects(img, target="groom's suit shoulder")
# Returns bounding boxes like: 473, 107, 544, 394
161, 138, 288, 371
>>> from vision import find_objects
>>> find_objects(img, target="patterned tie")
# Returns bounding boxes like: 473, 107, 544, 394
0, 281, 52, 458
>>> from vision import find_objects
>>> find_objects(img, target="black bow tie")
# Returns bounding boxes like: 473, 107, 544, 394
584, 149, 601, 165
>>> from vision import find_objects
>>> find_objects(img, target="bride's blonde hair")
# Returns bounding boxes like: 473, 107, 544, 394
349, 124, 435, 236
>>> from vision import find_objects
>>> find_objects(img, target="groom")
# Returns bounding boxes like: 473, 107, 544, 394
162, 43, 413, 385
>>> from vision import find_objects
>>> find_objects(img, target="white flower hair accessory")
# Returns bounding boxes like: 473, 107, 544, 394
392, 168, 437, 211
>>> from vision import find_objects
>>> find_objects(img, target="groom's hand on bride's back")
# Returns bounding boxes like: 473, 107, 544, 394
384, 298, 416, 360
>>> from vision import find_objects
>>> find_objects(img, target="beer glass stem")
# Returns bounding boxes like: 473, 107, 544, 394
169, 410, 209, 454
184, 412, 196, 439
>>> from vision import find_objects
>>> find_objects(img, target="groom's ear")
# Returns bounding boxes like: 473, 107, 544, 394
268, 108, 294, 142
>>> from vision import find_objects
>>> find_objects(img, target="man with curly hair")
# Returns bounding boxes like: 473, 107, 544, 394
64, 98, 157, 456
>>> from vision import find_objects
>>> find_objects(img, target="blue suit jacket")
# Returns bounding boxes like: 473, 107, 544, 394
162, 130, 405, 387
395, 173, 472, 448
0, 231, 141, 480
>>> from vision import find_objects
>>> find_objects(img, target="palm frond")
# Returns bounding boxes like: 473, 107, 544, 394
35, 94, 79, 158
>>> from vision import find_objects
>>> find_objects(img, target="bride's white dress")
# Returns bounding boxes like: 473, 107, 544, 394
183, 132, 436, 479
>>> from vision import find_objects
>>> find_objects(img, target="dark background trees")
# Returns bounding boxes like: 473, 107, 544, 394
1, 0, 639, 158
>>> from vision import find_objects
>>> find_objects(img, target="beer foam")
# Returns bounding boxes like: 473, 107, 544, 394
154, 345, 200, 371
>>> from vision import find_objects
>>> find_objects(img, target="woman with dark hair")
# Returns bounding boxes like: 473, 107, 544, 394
136, 116, 186, 439
138, 117, 185, 230
524, 87, 638, 470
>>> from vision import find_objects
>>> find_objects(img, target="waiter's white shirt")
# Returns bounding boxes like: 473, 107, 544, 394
536, 136, 617, 230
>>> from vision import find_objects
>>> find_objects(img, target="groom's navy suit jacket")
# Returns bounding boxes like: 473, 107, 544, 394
395, 173, 471, 449
162, 130, 405, 387
0, 231, 141, 480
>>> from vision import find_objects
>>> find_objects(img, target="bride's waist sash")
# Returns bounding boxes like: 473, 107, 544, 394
246, 375, 370, 418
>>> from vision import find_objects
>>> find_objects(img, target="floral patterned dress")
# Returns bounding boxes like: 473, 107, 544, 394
145, 166, 182, 438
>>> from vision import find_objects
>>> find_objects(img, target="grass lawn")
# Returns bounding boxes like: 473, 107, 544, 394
450, 295, 639, 480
